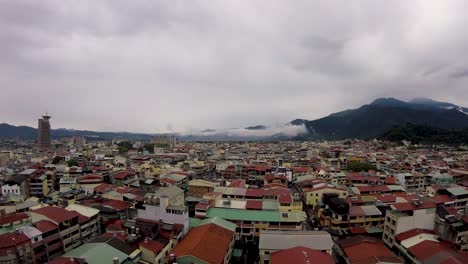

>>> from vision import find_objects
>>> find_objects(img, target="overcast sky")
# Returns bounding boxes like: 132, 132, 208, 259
1, 1, 468, 133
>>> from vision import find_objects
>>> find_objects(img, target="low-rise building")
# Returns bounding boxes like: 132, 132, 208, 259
335, 235, 403, 264
170, 219, 236, 264
258, 231, 333, 264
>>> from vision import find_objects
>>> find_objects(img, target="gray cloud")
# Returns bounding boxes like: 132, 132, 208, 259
450, 68, 468, 79
1, 1, 468, 133
187, 124, 308, 138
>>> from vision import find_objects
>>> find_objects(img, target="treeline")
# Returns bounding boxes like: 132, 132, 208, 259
379, 123, 468, 145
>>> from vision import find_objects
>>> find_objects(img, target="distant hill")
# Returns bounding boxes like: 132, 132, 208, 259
291, 97, 468, 140
380, 123, 468, 145
0, 123, 153, 141
245, 125, 267, 130
0, 123, 36, 138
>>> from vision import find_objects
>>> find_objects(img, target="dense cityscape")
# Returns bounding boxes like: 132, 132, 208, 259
2, 1, 468, 264
0, 115, 466, 264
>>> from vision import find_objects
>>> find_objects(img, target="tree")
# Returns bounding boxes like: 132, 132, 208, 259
51, 156, 63, 164
118, 146, 129, 154
346, 162, 376, 172
67, 158, 79, 167
144, 143, 155, 153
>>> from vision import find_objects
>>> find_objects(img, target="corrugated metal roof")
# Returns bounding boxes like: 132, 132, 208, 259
259, 231, 333, 251
207, 208, 280, 221
63, 243, 128, 263
262, 200, 279, 210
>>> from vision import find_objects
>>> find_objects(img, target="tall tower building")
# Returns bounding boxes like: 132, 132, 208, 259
37, 114, 51, 149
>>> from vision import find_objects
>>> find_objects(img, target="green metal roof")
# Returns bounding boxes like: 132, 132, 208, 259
63, 243, 128, 264
206, 208, 306, 223
189, 217, 202, 228
447, 187, 468, 196
207, 208, 280, 221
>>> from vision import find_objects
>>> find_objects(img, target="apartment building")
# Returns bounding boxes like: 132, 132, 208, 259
65, 204, 100, 243
31, 206, 82, 252
33, 220, 64, 259
382, 200, 437, 248
17, 226, 47, 262
0, 232, 35, 264
137, 186, 189, 235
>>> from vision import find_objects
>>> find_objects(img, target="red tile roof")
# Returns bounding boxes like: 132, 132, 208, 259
391, 200, 436, 211
101, 200, 132, 211
195, 202, 210, 210
246, 200, 263, 210
113, 171, 134, 180
0, 212, 29, 225
94, 183, 118, 193
385, 177, 396, 184
245, 188, 264, 198
229, 179, 246, 188
407, 240, 468, 264
140, 239, 164, 253
395, 229, 435, 242
339, 236, 402, 264
171, 223, 234, 264
291, 167, 311, 173
34, 220, 58, 233
0, 233, 30, 249
430, 195, 453, 204
33, 206, 80, 224
271, 246, 334, 264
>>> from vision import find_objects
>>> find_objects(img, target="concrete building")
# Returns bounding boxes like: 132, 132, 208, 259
434, 205, 468, 251
37, 114, 51, 149
65, 204, 100, 244
17, 226, 47, 262
33, 220, 64, 259
31, 206, 82, 252
382, 200, 437, 248
152, 134, 177, 149
0, 232, 36, 264
137, 186, 189, 235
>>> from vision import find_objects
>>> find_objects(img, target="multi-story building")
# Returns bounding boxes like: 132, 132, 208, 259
65, 204, 100, 243
382, 200, 437, 248
152, 134, 177, 149
29, 174, 49, 198
301, 186, 347, 207
33, 220, 64, 259
137, 186, 189, 235
31, 206, 82, 252
17, 226, 47, 262
318, 196, 385, 234
187, 179, 221, 198
434, 205, 468, 251
1, 174, 30, 201
37, 114, 51, 149
396, 173, 430, 192
0, 233, 35, 264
